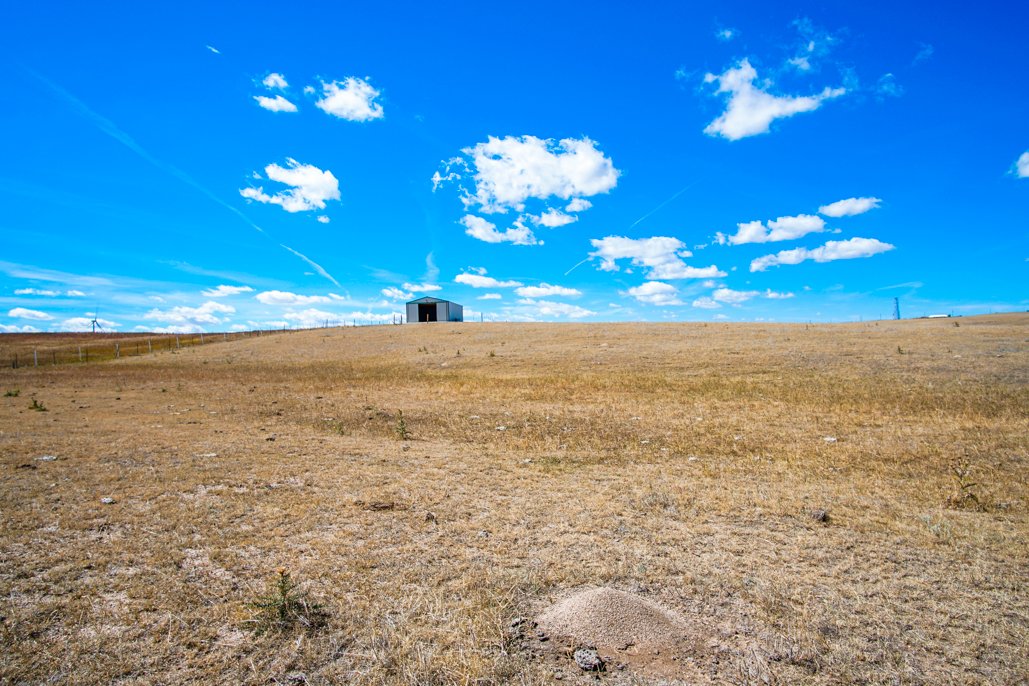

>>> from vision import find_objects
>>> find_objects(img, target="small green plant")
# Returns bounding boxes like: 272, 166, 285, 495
246, 568, 326, 634
3, 389, 19, 397
488, 350, 496, 357
395, 410, 409, 440
896, 345, 904, 355
29, 398, 47, 412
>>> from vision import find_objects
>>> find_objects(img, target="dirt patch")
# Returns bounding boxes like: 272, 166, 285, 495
534, 587, 707, 679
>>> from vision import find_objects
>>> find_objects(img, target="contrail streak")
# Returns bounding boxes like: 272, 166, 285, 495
22, 67, 344, 287
563, 257, 591, 276
280, 244, 341, 288
628, 181, 698, 228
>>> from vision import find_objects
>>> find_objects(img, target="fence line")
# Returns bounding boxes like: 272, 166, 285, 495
7, 322, 393, 370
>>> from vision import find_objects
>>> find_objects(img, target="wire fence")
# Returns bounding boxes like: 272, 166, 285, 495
5, 321, 400, 369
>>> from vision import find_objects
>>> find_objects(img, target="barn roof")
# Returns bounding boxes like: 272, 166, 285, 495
407, 296, 450, 305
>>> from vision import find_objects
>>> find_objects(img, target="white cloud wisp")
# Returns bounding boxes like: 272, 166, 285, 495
703, 59, 845, 140
750, 237, 895, 272
589, 235, 725, 279
314, 77, 384, 122
240, 159, 340, 213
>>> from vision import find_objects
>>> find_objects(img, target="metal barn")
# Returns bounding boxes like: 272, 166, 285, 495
406, 297, 463, 323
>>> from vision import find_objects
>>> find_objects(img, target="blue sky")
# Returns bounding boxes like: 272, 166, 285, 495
2, 1, 1026, 332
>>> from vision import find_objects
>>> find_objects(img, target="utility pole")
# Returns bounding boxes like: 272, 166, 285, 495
893, 297, 901, 320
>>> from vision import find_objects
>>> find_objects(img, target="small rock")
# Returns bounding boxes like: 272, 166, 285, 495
100, 497, 116, 504
265, 435, 276, 441
425, 511, 437, 523
496, 426, 507, 431
510, 617, 525, 628
810, 509, 830, 523
36, 455, 58, 462
574, 647, 605, 672
476, 530, 490, 539
536, 630, 549, 642
823, 436, 838, 443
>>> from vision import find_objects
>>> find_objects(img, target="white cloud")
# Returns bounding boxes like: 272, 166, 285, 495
263, 73, 288, 89
626, 281, 682, 306
0, 323, 40, 333
712, 287, 760, 304
532, 208, 577, 227
516, 299, 595, 319
317, 215, 330, 223
61, 317, 118, 332
750, 237, 895, 272
206, 45, 220, 55
201, 285, 254, 297
254, 95, 298, 113
1014, 152, 1029, 179
403, 282, 442, 293
240, 159, 340, 212
143, 301, 234, 326
875, 73, 903, 99
716, 28, 736, 41
460, 215, 540, 246
818, 197, 882, 217
445, 135, 619, 213
13, 288, 84, 297
314, 77, 384, 122
914, 43, 934, 64
589, 235, 726, 279
382, 287, 413, 300
565, 198, 592, 212
697, 288, 795, 307
255, 290, 333, 306
703, 59, 845, 140
718, 214, 826, 245
8, 307, 52, 320
514, 283, 582, 298
478, 293, 502, 300
454, 270, 522, 288
282, 308, 347, 328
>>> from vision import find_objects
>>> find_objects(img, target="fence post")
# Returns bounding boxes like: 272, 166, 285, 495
148, 338, 152, 354
78, 346, 83, 362
176, 335, 180, 349
115, 343, 120, 358
52, 351, 57, 365
200, 332, 204, 344
12, 354, 17, 369
34, 349, 38, 367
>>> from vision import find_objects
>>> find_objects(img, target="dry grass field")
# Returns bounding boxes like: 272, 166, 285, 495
1, 315, 1026, 685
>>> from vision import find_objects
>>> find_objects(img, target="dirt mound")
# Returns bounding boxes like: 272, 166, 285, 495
536, 587, 687, 649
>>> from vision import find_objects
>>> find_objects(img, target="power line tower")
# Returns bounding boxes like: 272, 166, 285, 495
893, 297, 901, 320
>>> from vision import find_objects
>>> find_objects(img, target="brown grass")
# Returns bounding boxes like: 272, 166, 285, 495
1, 314, 1026, 684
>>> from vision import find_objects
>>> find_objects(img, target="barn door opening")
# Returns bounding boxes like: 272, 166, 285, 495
418, 303, 437, 322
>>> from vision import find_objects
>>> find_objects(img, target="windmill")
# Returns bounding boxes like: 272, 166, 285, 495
90, 307, 103, 333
